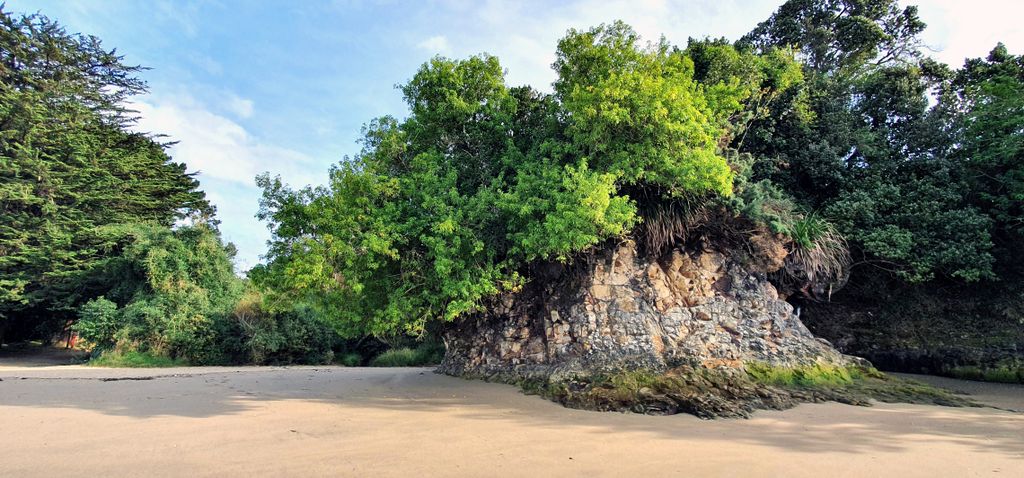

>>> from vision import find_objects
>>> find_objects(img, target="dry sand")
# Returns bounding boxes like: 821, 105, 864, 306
0, 364, 1021, 477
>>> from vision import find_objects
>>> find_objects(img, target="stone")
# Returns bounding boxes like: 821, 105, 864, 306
439, 240, 855, 382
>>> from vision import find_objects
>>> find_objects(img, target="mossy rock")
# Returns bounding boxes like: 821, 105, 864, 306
514, 363, 980, 419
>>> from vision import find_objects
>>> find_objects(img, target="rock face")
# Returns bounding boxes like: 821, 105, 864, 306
439, 240, 854, 381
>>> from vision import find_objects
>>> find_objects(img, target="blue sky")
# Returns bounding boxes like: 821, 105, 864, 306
14, 0, 1024, 272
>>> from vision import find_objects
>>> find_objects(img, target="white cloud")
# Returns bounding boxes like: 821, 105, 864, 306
129, 93, 330, 271
416, 0, 782, 91
225, 94, 255, 119
409, 1, 1022, 93
416, 35, 453, 55
909, 0, 1024, 68
131, 94, 322, 188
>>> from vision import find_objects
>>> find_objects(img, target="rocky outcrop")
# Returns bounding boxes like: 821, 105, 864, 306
439, 240, 857, 382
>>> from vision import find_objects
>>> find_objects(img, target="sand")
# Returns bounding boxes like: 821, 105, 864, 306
0, 364, 1021, 477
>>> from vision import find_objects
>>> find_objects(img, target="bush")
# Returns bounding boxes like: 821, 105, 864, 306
89, 350, 188, 368
369, 342, 446, 367
76, 223, 244, 364
228, 291, 339, 365
949, 365, 1023, 384
370, 348, 419, 367
338, 352, 363, 366
74, 297, 120, 348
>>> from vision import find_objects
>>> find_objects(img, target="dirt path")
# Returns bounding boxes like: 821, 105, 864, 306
0, 366, 1021, 477
0, 343, 87, 367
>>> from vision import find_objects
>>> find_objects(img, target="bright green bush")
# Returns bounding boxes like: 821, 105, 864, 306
89, 350, 189, 368
255, 22, 801, 337
74, 297, 120, 349
76, 223, 243, 363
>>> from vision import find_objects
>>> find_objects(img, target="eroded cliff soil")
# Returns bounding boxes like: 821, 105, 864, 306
440, 240, 852, 381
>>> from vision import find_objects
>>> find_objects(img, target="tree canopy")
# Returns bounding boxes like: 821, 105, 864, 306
0, 9, 211, 340
737, 0, 1017, 283
255, 22, 804, 336
4, 1, 1022, 372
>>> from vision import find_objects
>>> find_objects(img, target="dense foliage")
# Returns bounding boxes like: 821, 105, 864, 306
735, 0, 1024, 377
254, 22, 805, 336
737, 0, 1018, 283
0, 10, 211, 341
257, 0, 1022, 368
73, 223, 242, 362
4, 2, 1021, 375
0, 9, 411, 366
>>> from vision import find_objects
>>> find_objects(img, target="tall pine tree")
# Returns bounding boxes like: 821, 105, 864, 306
0, 9, 211, 342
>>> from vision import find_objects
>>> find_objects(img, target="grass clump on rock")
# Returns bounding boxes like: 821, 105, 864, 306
518, 363, 978, 419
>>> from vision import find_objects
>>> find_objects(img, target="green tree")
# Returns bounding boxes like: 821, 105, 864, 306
737, 0, 994, 282
255, 22, 800, 337
740, 0, 926, 73
951, 44, 1024, 241
74, 223, 242, 363
0, 9, 211, 341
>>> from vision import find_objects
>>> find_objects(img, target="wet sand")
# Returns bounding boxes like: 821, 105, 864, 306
0, 365, 1021, 477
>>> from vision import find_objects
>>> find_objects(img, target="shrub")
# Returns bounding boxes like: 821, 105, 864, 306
74, 297, 120, 348
338, 352, 363, 367
89, 350, 188, 368
413, 341, 446, 365
369, 342, 446, 367
784, 215, 851, 293
370, 348, 419, 367
229, 291, 339, 365
950, 365, 1023, 384
78, 223, 244, 364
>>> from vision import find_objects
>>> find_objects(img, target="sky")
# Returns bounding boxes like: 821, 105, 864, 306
13, 0, 1024, 272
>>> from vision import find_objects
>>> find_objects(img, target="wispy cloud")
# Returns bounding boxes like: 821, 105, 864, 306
409, 0, 781, 91
131, 93, 322, 188
224, 93, 255, 119
416, 35, 453, 55
129, 93, 328, 271
911, 0, 1024, 68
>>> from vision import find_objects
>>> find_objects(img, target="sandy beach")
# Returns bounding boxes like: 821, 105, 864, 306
0, 364, 1021, 477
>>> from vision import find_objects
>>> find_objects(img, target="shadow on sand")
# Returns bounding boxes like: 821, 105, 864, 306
0, 366, 1021, 458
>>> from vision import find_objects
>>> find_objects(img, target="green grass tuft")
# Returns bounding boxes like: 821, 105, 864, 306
337, 352, 363, 367
369, 342, 445, 367
89, 350, 188, 368
949, 365, 1024, 384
